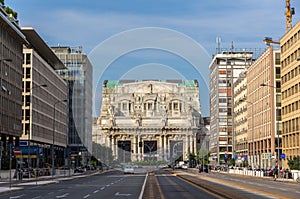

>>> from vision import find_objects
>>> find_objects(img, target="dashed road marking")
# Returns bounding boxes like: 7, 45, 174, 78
93, 190, 99, 193
9, 195, 25, 199
56, 193, 69, 198
83, 194, 90, 198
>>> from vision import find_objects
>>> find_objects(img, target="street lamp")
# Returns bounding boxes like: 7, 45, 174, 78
260, 83, 280, 170
28, 84, 47, 176
239, 99, 255, 170
52, 99, 67, 179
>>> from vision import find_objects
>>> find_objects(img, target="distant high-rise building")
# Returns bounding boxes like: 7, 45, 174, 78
209, 51, 252, 165
280, 20, 300, 168
51, 46, 92, 166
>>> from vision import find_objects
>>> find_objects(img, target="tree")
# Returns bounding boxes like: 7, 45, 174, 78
287, 156, 300, 170
4, 6, 18, 19
1, 1, 18, 19
188, 152, 196, 167
197, 149, 210, 165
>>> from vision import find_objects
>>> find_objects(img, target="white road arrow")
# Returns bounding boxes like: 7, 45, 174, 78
115, 192, 132, 197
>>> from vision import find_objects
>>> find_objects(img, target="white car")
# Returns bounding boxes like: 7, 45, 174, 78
123, 165, 134, 174
182, 164, 188, 169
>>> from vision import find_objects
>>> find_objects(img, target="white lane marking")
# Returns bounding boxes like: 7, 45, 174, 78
100, 187, 105, 190
115, 192, 132, 196
138, 173, 148, 199
106, 184, 110, 187
279, 188, 287, 191
93, 190, 99, 193
32, 196, 41, 199
48, 192, 54, 195
56, 193, 69, 198
83, 194, 90, 199
111, 182, 114, 185
9, 195, 25, 199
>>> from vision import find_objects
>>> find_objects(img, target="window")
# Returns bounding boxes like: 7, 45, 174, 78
25, 53, 31, 65
122, 102, 128, 111
173, 102, 179, 110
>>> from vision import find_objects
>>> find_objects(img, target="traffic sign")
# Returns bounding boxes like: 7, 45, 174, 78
280, 153, 286, 159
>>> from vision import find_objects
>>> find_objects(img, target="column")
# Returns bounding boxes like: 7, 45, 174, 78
193, 133, 197, 154
137, 134, 141, 161
163, 135, 167, 161
134, 136, 138, 161
160, 135, 163, 161
185, 135, 189, 161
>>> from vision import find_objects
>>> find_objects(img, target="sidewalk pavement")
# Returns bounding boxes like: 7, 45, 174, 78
0, 170, 102, 195
187, 167, 296, 183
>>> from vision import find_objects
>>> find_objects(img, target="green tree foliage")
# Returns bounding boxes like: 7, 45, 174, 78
1, 1, 18, 19
4, 6, 17, 19
196, 149, 210, 165
287, 156, 300, 170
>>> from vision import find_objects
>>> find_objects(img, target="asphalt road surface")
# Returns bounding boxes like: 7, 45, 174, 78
1, 170, 145, 199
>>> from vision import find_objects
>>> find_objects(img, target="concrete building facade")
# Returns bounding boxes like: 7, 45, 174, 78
233, 71, 248, 166
20, 28, 68, 168
98, 80, 202, 163
0, 6, 26, 169
247, 46, 281, 169
209, 51, 252, 165
280, 20, 300, 168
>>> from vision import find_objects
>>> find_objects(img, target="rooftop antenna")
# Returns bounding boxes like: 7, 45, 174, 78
216, 36, 221, 54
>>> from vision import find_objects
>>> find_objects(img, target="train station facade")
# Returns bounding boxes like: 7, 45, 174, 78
97, 80, 203, 163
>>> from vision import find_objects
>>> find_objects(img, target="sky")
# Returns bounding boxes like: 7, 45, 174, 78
5, 0, 300, 117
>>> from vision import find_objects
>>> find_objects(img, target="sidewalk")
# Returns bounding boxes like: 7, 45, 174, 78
188, 167, 296, 183
0, 170, 102, 195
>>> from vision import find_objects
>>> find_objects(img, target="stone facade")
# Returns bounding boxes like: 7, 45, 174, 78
97, 80, 202, 163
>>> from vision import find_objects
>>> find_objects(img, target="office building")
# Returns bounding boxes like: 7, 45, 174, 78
20, 28, 68, 168
280, 20, 300, 168
247, 46, 281, 169
233, 71, 248, 166
51, 46, 93, 166
209, 51, 252, 165
0, 6, 26, 169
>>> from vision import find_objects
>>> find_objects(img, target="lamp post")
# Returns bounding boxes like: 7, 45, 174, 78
28, 84, 47, 177
52, 99, 67, 179
260, 83, 280, 170
240, 99, 255, 170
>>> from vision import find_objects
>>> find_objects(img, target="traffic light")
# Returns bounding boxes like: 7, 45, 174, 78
197, 137, 200, 143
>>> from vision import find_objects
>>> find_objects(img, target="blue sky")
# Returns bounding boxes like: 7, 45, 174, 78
5, 0, 300, 116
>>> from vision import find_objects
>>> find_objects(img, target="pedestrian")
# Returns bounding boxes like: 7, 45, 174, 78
273, 167, 278, 181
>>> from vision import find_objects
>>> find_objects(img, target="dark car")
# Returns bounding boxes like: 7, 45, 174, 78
199, 164, 209, 173
74, 167, 84, 173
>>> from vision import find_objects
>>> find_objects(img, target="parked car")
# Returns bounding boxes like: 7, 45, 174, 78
182, 164, 188, 169
74, 167, 84, 173
123, 165, 134, 174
